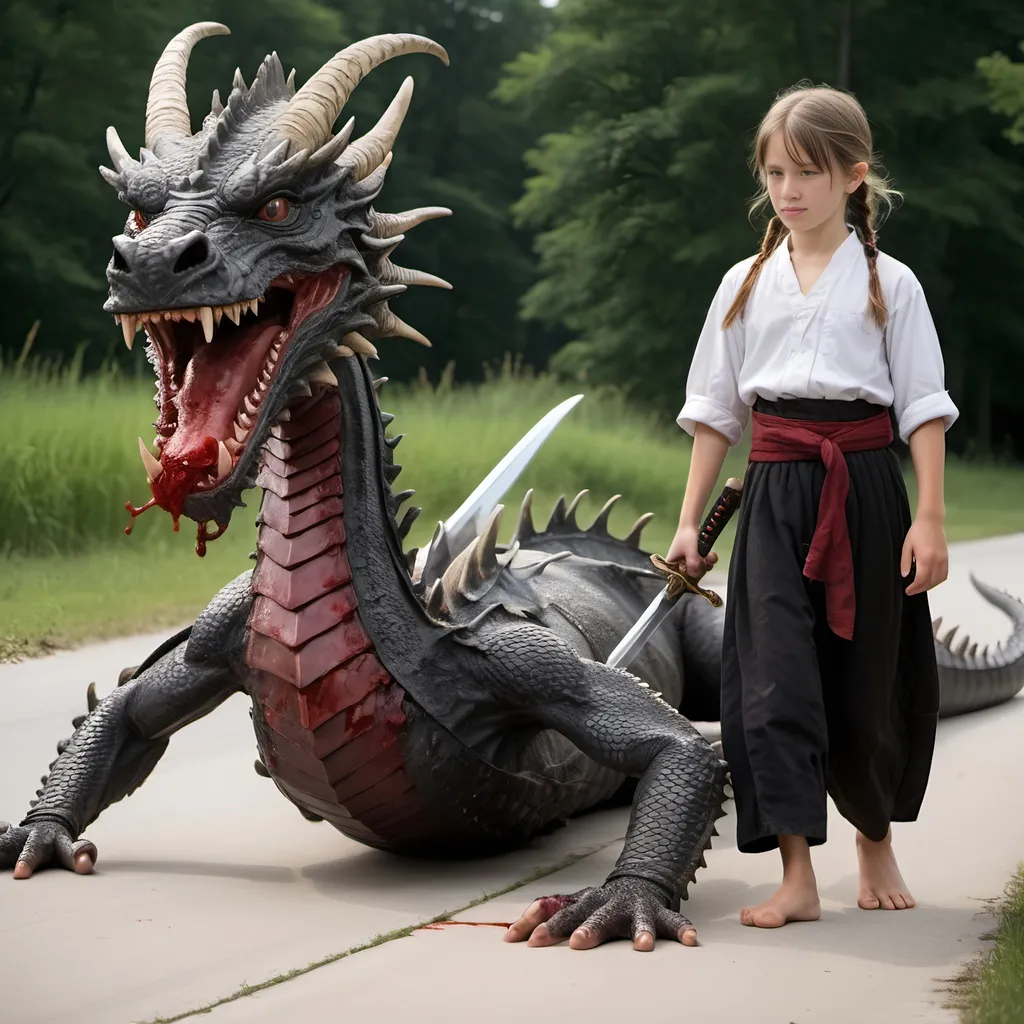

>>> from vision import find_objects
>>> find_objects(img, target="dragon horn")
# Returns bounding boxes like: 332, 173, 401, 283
335, 76, 414, 181
267, 33, 448, 158
145, 22, 231, 151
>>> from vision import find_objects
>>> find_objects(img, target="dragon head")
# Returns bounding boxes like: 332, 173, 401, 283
101, 23, 450, 551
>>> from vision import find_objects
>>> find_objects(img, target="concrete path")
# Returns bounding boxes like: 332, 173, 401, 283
1, 534, 1022, 1024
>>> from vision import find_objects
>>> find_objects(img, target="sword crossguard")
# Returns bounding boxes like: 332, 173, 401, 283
649, 554, 723, 608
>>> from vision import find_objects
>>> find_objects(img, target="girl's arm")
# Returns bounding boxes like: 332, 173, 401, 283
667, 423, 731, 578
902, 417, 948, 595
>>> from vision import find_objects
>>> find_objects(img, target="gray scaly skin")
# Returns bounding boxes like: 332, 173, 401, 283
2, 25, 1022, 955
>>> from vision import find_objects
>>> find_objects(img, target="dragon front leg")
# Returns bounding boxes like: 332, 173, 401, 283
1, 581, 249, 879
469, 624, 728, 952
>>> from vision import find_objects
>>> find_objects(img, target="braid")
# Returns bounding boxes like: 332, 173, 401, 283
722, 216, 788, 329
847, 183, 888, 329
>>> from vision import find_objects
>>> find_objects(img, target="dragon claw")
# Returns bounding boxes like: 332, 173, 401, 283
507, 878, 695, 951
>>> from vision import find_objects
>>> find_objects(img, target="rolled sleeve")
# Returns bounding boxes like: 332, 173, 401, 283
677, 395, 745, 448
886, 272, 959, 443
676, 263, 749, 447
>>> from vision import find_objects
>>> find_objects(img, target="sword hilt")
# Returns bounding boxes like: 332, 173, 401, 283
653, 476, 744, 608
650, 553, 724, 607
697, 476, 743, 557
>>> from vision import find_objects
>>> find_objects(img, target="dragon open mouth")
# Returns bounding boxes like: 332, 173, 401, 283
119, 265, 349, 545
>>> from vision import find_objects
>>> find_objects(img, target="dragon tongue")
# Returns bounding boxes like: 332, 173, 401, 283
170, 322, 282, 457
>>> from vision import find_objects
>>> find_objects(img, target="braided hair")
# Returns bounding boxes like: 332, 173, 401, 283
722, 83, 902, 331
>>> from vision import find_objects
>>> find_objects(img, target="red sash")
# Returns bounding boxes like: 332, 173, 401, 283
748, 408, 893, 640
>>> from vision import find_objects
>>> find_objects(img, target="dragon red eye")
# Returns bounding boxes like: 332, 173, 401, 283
258, 197, 291, 223
133, 210, 148, 230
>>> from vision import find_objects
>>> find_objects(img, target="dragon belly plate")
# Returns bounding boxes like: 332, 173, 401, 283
243, 391, 424, 848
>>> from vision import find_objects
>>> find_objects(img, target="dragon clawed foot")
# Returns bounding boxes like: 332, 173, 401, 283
0, 819, 96, 879
504, 877, 697, 951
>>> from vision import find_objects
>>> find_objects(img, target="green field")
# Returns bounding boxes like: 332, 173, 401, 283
1, 356, 1023, 661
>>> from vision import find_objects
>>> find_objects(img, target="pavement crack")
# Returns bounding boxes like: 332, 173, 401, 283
138, 837, 622, 1023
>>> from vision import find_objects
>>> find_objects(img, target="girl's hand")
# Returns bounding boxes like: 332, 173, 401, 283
666, 524, 718, 581
901, 516, 948, 595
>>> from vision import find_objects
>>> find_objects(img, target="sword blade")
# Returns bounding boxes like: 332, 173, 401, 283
412, 393, 584, 578
605, 589, 679, 669
604, 475, 743, 672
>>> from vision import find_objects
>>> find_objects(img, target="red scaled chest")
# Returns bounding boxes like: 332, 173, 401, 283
243, 390, 423, 846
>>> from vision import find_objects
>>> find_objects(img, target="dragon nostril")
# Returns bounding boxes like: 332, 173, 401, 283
112, 248, 130, 273
174, 236, 209, 274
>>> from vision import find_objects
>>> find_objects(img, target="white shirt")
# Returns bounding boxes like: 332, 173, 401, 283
677, 228, 959, 446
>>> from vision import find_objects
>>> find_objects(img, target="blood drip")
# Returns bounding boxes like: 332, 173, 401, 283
123, 497, 170, 535
195, 519, 230, 557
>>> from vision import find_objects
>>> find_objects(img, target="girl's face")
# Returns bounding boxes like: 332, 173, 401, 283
762, 130, 867, 234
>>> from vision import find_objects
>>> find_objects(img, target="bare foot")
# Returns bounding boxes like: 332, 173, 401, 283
856, 828, 915, 910
740, 878, 821, 928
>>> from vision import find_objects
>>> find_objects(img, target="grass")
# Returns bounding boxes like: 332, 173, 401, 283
1, 353, 1023, 659
948, 866, 1024, 1024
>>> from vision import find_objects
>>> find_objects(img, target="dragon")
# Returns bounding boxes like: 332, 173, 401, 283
3, 24, 1023, 955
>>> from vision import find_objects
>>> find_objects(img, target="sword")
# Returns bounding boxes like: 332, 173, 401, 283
411, 393, 584, 579
605, 477, 744, 670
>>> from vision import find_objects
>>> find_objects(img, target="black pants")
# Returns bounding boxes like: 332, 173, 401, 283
721, 397, 940, 854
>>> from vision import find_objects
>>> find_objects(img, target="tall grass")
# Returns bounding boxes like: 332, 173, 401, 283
0, 353, 743, 561
1, 350, 1022, 563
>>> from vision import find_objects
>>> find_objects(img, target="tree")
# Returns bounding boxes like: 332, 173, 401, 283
498, 0, 1024, 455
979, 41, 1024, 145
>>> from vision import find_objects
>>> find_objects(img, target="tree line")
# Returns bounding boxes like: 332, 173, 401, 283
1, 0, 1022, 457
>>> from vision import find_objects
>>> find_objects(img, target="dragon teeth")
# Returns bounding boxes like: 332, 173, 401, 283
137, 436, 163, 481
120, 315, 137, 350
116, 296, 266, 346
199, 306, 214, 342
216, 440, 232, 481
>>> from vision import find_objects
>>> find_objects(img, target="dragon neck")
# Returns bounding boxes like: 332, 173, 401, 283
246, 351, 443, 681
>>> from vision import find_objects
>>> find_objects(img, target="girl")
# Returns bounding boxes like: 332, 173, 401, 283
669, 83, 957, 929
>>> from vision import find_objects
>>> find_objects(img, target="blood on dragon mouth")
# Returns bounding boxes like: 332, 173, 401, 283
119, 266, 348, 539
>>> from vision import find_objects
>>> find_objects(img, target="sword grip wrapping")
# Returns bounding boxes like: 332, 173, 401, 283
696, 476, 743, 558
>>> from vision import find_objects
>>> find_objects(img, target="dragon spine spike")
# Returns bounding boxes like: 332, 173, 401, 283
380, 411, 395, 426
86, 683, 99, 713
145, 22, 230, 151
308, 116, 356, 167
426, 578, 446, 618
954, 633, 971, 657
514, 488, 536, 541
210, 88, 223, 116
337, 75, 415, 182
563, 489, 589, 529
508, 550, 572, 581
385, 433, 403, 450
624, 512, 655, 548
370, 206, 452, 238
397, 505, 422, 540
383, 462, 402, 482
266, 34, 448, 157
940, 625, 958, 649
589, 493, 622, 534
371, 375, 388, 392
545, 495, 568, 532
968, 641, 978, 658
932, 616, 942, 636
473, 504, 505, 578
392, 488, 416, 507
378, 258, 452, 290
232, 67, 246, 92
